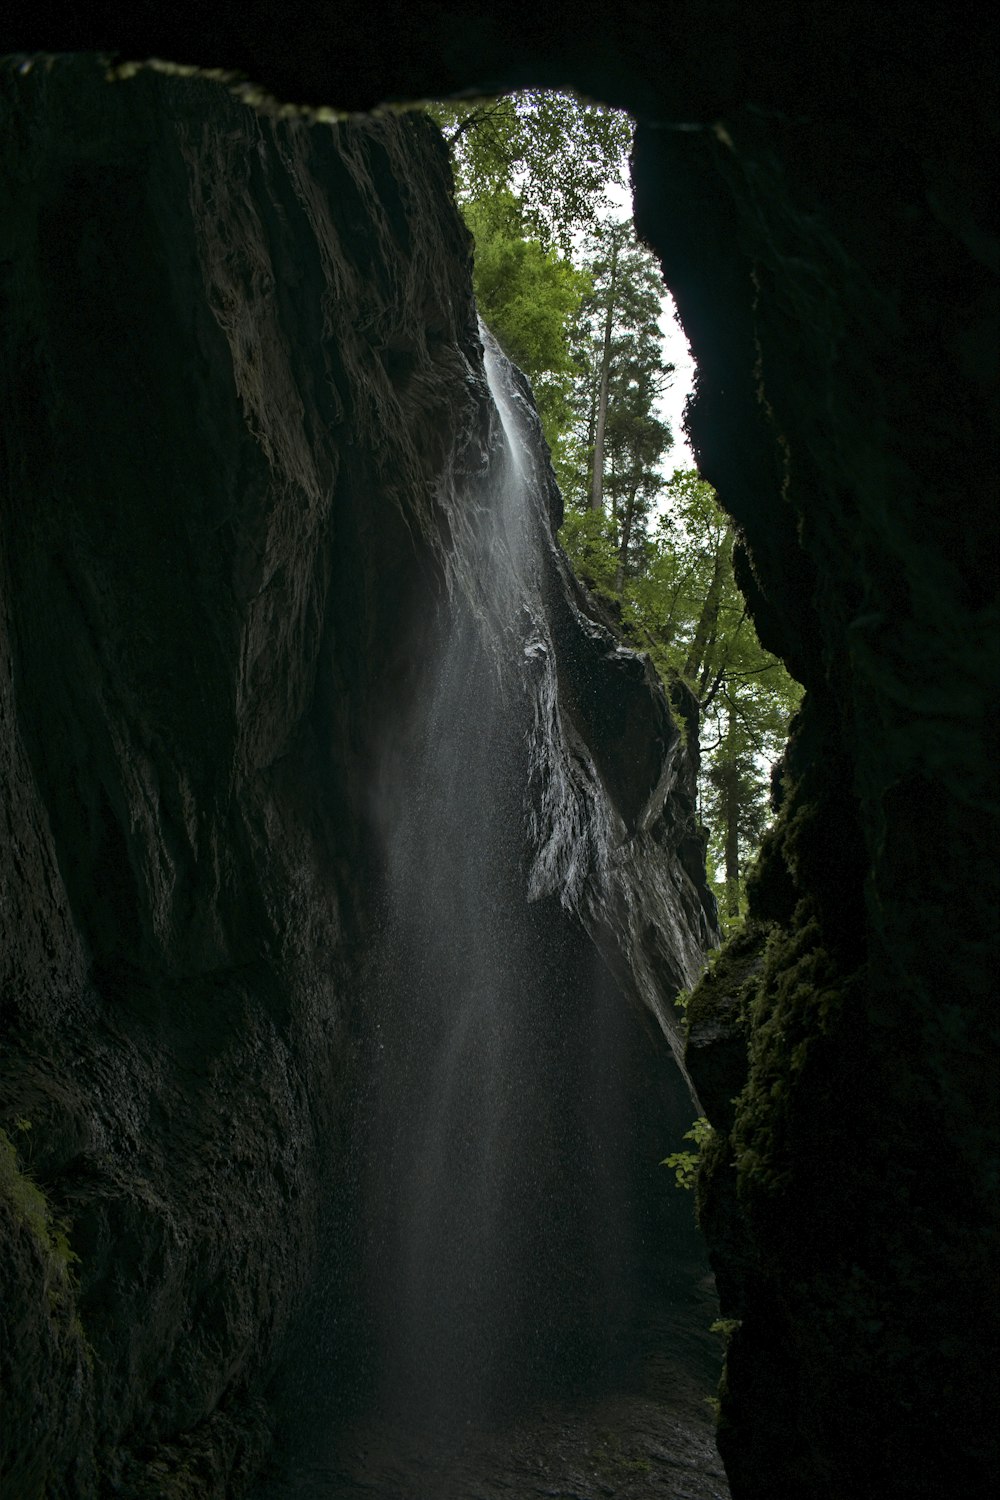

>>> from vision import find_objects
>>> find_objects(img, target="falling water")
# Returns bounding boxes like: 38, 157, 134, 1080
363, 325, 663, 1431
253, 326, 718, 1494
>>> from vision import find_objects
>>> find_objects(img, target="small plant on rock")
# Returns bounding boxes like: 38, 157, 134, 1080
660, 1115, 713, 1189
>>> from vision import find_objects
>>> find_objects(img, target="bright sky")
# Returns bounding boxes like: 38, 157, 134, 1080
657, 294, 698, 474
603, 177, 698, 476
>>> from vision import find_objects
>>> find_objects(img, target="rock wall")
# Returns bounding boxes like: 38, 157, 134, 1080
0, 57, 475, 1493
0, 57, 716, 1495
630, 70, 998, 1500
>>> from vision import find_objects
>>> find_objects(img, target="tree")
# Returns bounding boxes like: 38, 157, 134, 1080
428, 91, 632, 252
462, 192, 590, 483
603, 361, 671, 590
561, 470, 802, 923
705, 691, 773, 921
564, 220, 674, 578
587, 222, 621, 512
642, 473, 802, 924
432, 92, 668, 523
431, 89, 800, 919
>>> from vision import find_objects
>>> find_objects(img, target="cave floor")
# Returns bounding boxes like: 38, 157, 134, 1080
252, 1280, 730, 1500
256, 1392, 728, 1500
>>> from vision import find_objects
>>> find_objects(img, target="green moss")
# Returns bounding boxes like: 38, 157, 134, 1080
729, 908, 848, 1196
684, 745, 866, 1255
685, 918, 765, 1039
0, 1127, 79, 1304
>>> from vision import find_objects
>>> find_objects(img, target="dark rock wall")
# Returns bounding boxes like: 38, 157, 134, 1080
0, 57, 716, 1496
0, 59, 481, 1494
630, 74, 998, 1500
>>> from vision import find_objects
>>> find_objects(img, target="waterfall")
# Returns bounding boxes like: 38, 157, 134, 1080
360, 323, 706, 1432
243, 323, 720, 1500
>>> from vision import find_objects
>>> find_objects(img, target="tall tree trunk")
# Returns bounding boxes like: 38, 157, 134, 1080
723, 778, 741, 918
590, 238, 619, 512
684, 528, 734, 683
615, 481, 640, 594
721, 711, 742, 920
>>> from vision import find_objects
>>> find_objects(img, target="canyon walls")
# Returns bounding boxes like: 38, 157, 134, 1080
632, 97, 998, 1498
0, 57, 718, 1495
3, 4, 998, 1496
0, 58, 475, 1493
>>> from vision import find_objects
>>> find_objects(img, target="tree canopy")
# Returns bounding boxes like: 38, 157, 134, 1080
432, 89, 803, 929
462, 192, 591, 482
428, 91, 632, 251
568, 219, 674, 585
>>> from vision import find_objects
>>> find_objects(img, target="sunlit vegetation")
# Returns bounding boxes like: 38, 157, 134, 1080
432, 90, 802, 925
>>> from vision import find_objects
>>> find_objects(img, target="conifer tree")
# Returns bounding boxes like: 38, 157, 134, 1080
567, 220, 674, 576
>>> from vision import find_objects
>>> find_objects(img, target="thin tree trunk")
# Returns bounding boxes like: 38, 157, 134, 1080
590, 349, 611, 511
615, 481, 640, 594
590, 239, 619, 512
684, 528, 734, 682
721, 709, 742, 920
724, 778, 741, 919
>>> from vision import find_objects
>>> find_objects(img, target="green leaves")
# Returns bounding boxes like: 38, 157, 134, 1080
561, 469, 803, 924
429, 91, 632, 252
558, 507, 621, 596
661, 1116, 714, 1190
463, 192, 591, 482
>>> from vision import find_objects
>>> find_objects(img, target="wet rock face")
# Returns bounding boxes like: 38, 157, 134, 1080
0, 58, 717, 1495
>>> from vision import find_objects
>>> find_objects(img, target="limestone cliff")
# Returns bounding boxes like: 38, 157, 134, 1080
0, 58, 716, 1494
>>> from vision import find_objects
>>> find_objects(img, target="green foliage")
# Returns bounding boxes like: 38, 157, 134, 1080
564, 217, 674, 557
730, 909, 847, 1196
431, 89, 663, 507
0, 1127, 79, 1303
557, 505, 620, 595
562, 468, 803, 920
661, 1115, 714, 1190
466, 194, 589, 378
711, 1318, 742, 1339
433, 88, 800, 916
463, 192, 591, 483
428, 91, 632, 252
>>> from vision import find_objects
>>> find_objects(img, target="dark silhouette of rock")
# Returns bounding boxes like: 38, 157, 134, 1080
1, 56, 720, 1496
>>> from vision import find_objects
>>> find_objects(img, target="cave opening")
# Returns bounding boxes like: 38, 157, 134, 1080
1, 14, 996, 1500
430, 85, 803, 932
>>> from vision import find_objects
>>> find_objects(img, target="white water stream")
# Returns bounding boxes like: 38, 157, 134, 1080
251, 323, 724, 1497
364, 325, 640, 1427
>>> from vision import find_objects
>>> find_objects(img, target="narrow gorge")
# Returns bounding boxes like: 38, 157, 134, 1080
2, 8, 997, 1500
1, 59, 724, 1499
